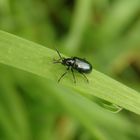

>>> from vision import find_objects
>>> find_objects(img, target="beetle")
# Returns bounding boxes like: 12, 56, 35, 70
53, 49, 92, 83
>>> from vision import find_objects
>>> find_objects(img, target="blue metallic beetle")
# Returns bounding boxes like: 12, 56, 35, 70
54, 49, 92, 83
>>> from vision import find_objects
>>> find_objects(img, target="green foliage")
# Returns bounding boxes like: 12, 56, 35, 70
0, 30, 140, 115
0, 0, 140, 140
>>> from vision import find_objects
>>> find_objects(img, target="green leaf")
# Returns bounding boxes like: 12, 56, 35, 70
0, 30, 140, 115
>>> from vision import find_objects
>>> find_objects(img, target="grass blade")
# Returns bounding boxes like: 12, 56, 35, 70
0, 30, 140, 115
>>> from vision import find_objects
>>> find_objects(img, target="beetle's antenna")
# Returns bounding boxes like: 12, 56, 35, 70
55, 48, 63, 59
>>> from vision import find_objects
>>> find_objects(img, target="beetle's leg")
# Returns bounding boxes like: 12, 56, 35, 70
81, 73, 89, 83
71, 68, 76, 83
58, 67, 69, 83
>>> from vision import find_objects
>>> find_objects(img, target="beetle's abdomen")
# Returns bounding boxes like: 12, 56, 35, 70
73, 57, 92, 73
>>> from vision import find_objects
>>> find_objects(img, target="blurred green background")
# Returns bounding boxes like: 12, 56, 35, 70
0, 0, 140, 140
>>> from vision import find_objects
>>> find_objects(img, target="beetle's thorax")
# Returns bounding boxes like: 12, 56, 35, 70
62, 58, 74, 66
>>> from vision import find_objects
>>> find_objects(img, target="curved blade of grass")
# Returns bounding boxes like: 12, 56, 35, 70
0, 30, 140, 115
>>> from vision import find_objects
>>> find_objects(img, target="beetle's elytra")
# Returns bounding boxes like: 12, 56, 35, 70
53, 49, 92, 83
